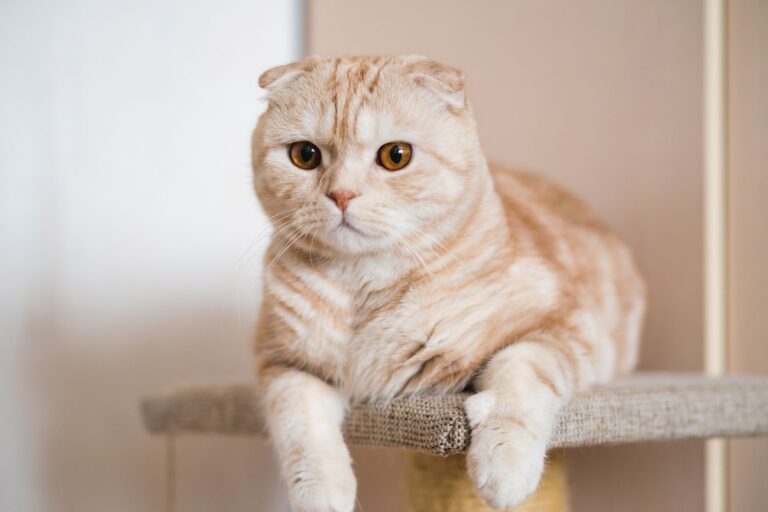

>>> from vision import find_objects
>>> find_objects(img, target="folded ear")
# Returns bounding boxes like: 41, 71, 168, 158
406, 57, 466, 109
258, 56, 320, 91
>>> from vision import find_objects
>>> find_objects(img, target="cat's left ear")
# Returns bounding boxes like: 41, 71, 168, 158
406, 57, 466, 109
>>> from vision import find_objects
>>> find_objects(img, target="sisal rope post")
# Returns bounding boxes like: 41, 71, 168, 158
405, 451, 567, 512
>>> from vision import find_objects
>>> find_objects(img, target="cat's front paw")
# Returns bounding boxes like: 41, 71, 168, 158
287, 458, 357, 512
465, 392, 547, 509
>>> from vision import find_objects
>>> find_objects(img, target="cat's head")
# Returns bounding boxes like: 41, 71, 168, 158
251, 55, 485, 257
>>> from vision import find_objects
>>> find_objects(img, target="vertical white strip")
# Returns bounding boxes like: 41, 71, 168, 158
1, 1, 301, 510
704, 0, 729, 511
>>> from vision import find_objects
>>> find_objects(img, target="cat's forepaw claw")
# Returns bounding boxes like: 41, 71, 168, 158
288, 461, 356, 512
465, 397, 546, 509
290, 485, 356, 512
467, 431, 545, 509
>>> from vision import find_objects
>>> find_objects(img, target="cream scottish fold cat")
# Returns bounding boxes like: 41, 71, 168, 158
251, 55, 645, 511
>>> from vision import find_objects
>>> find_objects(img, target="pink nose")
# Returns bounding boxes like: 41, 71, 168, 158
326, 189, 359, 212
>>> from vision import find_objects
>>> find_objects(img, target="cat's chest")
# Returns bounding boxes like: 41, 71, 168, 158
267, 256, 560, 401
341, 279, 507, 399
267, 261, 463, 394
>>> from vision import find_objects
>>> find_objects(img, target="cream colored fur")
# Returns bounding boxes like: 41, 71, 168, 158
251, 55, 646, 511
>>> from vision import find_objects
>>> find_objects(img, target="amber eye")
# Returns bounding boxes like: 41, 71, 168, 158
376, 141, 413, 171
289, 141, 321, 170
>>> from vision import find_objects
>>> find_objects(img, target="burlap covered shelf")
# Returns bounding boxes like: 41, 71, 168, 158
142, 373, 768, 454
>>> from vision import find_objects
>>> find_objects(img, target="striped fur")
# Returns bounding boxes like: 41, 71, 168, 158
251, 55, 645, 511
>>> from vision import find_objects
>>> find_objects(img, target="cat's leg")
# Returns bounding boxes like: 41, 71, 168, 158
464, 334, 592, 509
260, 365, 356, 512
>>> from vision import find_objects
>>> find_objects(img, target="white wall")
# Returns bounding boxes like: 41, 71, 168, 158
0, 1, 301, 510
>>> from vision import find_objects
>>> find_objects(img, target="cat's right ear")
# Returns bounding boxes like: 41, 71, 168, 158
258, 57, 319, 92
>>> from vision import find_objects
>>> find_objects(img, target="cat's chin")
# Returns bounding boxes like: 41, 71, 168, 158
319, 223, 395, 256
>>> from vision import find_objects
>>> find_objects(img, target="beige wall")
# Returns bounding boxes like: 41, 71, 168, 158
728, 0, 768, 509
308, 0, 706, 510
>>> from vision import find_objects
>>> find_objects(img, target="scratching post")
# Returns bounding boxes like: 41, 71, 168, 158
406, 451, 567, 512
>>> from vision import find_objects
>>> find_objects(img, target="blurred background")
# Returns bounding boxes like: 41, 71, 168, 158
0, 0, 765, 511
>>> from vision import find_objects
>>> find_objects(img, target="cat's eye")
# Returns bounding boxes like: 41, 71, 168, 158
376, 141, 413, 171
288, 141, 321, 170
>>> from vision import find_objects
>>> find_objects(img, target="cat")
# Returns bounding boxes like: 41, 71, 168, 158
251, 55, 645, 511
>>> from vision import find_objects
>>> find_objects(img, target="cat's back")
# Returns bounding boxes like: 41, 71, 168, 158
489, 163, 642, 287
490, 164, 645, 374
489, 164, 602, 232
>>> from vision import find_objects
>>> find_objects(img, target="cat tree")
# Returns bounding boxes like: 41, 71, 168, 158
139, 2, 754, 508
142, 374, 768, 511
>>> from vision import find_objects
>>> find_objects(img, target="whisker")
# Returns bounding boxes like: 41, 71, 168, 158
235, 218, 295, 276
264, 226, 308, 273
403, 220, 480, 286
397, 236, 435, 281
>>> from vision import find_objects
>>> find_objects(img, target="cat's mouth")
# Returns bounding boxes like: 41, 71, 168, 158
337, 218, 370, 238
